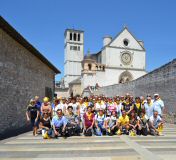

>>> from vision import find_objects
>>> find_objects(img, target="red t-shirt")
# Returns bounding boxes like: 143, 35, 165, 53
83, 112, 94, 128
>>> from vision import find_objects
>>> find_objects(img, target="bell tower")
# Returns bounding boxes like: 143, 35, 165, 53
64, 29, 84, 88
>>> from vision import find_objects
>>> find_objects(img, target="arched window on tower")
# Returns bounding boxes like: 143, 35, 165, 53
70, 33, 72, 40
74, 33, 77, 41
78, 34, 80, 41
88, 64, 92, 71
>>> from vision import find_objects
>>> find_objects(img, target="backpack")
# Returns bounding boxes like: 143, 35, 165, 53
84, 129, 92, 136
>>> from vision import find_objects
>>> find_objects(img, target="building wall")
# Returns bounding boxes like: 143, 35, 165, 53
105, 47, 146, 70
94, 59, 176, 113
0, 28, 55, 136
70, 84, 82, 97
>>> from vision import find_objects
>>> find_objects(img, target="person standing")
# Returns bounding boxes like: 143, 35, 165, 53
144, 96, 154, 118
26, 99, 40, 136
153, 94, 164, 118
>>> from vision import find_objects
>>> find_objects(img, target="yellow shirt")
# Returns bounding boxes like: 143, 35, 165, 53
118, 115, 129, 125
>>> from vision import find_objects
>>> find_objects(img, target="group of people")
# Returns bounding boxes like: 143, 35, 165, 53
26, 93, 164, 139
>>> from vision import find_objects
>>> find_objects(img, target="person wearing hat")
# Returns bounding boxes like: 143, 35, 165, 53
95, 97, 106, 113
41, 97, 52, 117
144, 97, 154, 118
153, 94, 164, 118
94, 108, 106, 136
26, 99, 40, 136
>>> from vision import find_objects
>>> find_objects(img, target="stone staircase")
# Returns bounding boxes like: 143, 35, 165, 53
0, 124, 176, 160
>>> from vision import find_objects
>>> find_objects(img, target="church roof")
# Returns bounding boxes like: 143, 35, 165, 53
0, 16, 60, 74
107, 26, 145, 51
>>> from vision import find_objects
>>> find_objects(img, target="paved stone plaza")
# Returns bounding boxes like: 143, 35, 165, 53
0, 124, 176, 160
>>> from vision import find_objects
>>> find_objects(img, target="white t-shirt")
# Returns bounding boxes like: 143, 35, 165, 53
153, 99, 164, 115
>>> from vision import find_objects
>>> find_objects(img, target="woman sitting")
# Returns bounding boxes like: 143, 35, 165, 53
137, 111, 149, 136
94, 108, 106, 136
39, 112, 52, 139
83, 106, 95, 136
65, 105, 81, 136
129, 111, 138, 135
105, 111, 118, 136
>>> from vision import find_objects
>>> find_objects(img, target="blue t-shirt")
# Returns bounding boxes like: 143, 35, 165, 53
51, 115, 67, 128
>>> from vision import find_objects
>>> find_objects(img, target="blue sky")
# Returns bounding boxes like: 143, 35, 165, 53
1, 0, 176, 80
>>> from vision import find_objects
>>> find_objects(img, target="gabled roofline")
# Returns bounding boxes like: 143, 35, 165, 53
0, 16, 60, 74
105, 26, 145, 51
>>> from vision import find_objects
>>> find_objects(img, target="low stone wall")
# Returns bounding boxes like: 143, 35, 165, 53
94, 59, 176, 113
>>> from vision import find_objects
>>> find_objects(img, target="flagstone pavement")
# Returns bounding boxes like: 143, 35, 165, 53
0, 124, 176, 160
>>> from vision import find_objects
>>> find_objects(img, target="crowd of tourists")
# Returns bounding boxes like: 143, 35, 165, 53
26, 93, 164, 139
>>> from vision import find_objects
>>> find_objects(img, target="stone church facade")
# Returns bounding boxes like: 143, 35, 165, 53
63, 27, 147, 96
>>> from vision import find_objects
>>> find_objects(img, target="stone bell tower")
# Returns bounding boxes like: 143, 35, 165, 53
64, 29, 84, 88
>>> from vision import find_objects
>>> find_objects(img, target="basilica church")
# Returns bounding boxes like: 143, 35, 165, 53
61, 27, 147, 96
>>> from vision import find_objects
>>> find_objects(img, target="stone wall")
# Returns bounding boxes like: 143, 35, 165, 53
0, 28, 55, 138
94, 59, 176, 113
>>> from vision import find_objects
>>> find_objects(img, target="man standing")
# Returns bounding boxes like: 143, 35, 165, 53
144, 96, 154, 118
153, 93, 164, 117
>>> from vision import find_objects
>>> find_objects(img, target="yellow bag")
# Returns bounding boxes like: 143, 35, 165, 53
129, 130, 136, 136
117, 129, 122, 135
43, 132, 50, 139
157, 124, 163, 134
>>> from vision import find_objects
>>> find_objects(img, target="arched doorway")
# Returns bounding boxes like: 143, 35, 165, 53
119, 71, 133, 83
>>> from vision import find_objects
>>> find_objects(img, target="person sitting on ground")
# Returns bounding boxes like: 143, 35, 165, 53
149, 111, 163, 136
94, 108, 106, 136
129, 111, 138, 135
41, 97, 52, 117
117, 110, 130, 135
39, 112, 52, 139
65, 106, 81, 136
26, 99, 40, 136
83, 106, 95, 136
137, 111, 149, 136
105, 111, 118, 136
51, 109, 67, 138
